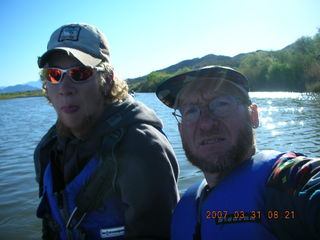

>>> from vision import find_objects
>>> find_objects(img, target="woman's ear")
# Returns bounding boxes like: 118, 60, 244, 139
103, 71, 114, 96
250, 104, 259, 129
178, 122, 182, 133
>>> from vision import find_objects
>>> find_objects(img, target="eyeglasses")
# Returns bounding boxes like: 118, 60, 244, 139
42, 66, 105, 84
172, 96, 243, 124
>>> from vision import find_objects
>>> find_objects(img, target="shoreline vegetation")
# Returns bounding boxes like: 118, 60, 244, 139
2, 30, 320, 100
1, 89, 320, 101
0, 90, 43, 100
129, 31, 320, 93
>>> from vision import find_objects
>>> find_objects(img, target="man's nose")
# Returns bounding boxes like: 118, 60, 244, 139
198, 109, 219, 130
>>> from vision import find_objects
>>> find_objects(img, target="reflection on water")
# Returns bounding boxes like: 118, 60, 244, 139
0, 92, 319, 239
250, 92, 320, 155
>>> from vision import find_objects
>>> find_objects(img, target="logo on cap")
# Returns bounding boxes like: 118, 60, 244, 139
58, 26, 81, 42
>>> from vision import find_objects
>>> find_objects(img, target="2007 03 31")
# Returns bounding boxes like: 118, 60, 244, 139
205, 210, 295, 220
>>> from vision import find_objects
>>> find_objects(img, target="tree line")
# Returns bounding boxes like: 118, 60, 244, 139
129, 30, 320, 92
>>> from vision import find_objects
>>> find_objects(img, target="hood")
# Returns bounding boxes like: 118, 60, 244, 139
36, 96, 164, 187
82, 95, 163, 140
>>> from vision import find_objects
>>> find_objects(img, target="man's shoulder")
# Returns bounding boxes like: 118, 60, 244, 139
267, 152, 320, 195
253, 150, 282, 161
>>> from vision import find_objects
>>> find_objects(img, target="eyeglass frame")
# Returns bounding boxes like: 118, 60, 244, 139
172, 95, 249, 124
42, 66, 106, 84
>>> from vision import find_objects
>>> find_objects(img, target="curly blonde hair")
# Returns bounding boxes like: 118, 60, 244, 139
96, 62, 128, 105
40, 61, 128, 105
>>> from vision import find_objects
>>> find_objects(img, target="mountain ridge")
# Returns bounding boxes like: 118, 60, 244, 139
127, 32, 320, 92
0, 80, 42, 94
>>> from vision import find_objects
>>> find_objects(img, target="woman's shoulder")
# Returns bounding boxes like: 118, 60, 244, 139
121, 122, 169, 151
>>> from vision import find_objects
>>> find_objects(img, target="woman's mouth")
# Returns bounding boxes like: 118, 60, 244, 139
61, 105, 79, 114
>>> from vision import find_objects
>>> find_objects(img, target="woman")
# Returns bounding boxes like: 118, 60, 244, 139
34, 23, 179, 240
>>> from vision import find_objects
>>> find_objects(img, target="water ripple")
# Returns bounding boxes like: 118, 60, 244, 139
0, 93, 319, 239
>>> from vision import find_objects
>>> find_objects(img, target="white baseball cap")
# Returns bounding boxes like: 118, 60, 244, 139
38, 23, 110, 68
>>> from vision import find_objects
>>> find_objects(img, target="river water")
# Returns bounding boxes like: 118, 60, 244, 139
0, 92, 319, 239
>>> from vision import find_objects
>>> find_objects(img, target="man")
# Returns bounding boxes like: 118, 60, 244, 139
156, 66, 320, 239
34, 23, 179, 240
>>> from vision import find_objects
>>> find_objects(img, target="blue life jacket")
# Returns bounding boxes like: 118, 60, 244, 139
171, 150, 284, 240
38, 157, 125, 240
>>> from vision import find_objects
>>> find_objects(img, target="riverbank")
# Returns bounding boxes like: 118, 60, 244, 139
0, 90, 43, 100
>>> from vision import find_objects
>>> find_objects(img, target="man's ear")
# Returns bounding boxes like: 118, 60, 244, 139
250, 104, 259, 129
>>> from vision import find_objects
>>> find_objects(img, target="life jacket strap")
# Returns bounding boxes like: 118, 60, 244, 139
67, 128, 124, 231
66, 207, 87, 231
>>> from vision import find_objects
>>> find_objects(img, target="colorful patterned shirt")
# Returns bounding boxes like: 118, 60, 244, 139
266, 152, 320, 239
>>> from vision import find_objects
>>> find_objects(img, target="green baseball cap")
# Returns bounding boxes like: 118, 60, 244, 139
156, 66, 250, 108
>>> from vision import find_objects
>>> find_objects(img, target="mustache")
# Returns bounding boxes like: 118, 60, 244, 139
197, 126, 226, 139
182, 119, 255, 174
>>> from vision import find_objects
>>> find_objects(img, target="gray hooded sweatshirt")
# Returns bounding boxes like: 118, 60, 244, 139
34, 96, 179, 239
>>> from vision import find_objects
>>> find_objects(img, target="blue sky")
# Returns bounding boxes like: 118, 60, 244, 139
1, 0, 319, 87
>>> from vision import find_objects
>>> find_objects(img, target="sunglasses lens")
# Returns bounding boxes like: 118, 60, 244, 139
69, 67, 94, 81
45, 68, 62, 83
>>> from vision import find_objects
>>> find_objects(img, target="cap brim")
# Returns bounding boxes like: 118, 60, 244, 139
38, 47, 102, 68
156, 67, 250, 108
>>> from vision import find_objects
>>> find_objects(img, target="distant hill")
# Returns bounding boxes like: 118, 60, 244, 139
126, 50, 270, 88
128, 31, 320, 92
161, 54, 245, 73
0, 80, 42, 94
126, 50, 269, 92
0, 84, 41, 94
127, 54, 244, 85
25, 80, 42, 89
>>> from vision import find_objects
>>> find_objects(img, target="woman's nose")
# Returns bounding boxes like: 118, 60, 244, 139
58, 74, 76, 96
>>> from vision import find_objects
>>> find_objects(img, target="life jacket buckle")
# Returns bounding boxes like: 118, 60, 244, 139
66, 207, 87, 231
